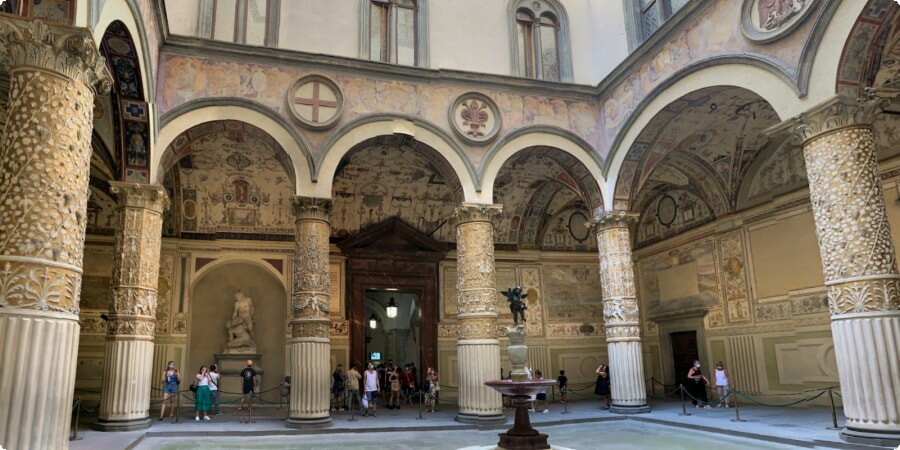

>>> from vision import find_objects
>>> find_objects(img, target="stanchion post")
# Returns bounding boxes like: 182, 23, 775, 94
679, 384, 691, 416
651, 377, 657, 397
827, 387, 841, 430
70, 398, 83, 441
731, 389, 746, 423
172, 391, 181, 423
417, 391, 424, 420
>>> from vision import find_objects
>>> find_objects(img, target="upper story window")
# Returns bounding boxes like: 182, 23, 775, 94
628, 0, 690, 47
361, 0, 428, 66
508, 0, 573, 83
201, 0, 279, 46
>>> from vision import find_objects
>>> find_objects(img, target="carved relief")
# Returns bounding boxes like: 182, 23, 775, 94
603, 297, 640, 325
457, 317, 498, 339
330, 320, 349, 336
0, 18, 110, 316
291, 197, 333, 338
454, 204, 502, 341
449, 92, 501, 144
591, 212, 644, 343
291, 319, 331, 338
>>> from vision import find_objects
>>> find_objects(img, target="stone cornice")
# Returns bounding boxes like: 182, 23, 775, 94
767, 89, 890, 144
109, 181, 170, 214
452, 203, 502, 225
292, 196, 333, 222
589, 211, 638, 232
0, 15, 111, 93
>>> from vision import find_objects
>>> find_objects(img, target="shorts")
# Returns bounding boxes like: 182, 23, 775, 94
537, 393, 547, 401
243, 384, 254, 395
164, 383, 178, 394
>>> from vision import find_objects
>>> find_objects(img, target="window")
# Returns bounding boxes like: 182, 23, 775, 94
364, 0, 422, 66
200, 0, 279, 46
508, 0, 572, 82
627, 0, 691, 48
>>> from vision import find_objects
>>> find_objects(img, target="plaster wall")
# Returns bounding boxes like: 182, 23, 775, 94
278, 0, 358, 58
428, 0, 509, 76
164, 0, 200, 37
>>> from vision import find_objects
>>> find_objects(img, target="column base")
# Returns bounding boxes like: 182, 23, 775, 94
455, 412, 507, 424
92, 416, 151, 432
609, 404, 650, 415
840, 428, 900, 447
285, 416, 333, 429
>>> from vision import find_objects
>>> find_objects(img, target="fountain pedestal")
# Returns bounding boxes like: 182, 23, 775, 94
485, 380, 557, 450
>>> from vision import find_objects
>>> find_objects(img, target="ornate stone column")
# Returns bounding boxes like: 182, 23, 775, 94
590, 212, 650, 414
454, 203, 504, 424
286, 196, 333, 428
95, 183, 169, 431
789, 93, 900, 446
0, 17, 110, 450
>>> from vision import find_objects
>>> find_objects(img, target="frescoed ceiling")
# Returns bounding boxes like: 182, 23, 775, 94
330, 135, 463, 242
614, 86, 781, 246
493, 147, 601, 251
161, 121, 296, 237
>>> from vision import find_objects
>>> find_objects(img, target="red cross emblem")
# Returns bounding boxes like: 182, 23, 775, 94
292, 81, 338, 123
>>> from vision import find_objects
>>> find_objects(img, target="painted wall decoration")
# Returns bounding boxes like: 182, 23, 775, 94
740, 140, 808, 209
86, 184, 120, 234
162, 121, 295, 236
718, 231, 752, 324
449, 92, 501, 144
102, 21, 150, 183
22, 0, 75, 24
636, 189, 715, 247
542, 265, 603, 322
617, 87, 780, 217
156, 253, 176, 335
539, 207, 595, 251
288, 75, 343, 129
639, 241, 719, 318
741, 0, 818, 43
331, 141, 461, 242
835, 0, 896, 97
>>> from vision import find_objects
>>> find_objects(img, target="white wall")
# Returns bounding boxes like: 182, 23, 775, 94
428, 0, 510, 76
164, 0, 200, 37
278, 0, 358, 58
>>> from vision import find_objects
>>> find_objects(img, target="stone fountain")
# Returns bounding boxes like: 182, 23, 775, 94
463, 287, 572, 450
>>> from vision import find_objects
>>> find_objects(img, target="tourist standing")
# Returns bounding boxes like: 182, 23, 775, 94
346, 364, 362, 411
159, 361, 181, 420
595, 363, 611, 410
238, 359, 258, 411
687, 360, 711, 408
194, 366, 212, 421
363, 363, 380, 416
388, 366, 401, 409
534, 370, 549, 413
423, 367, 437, 412
331, 364, 346, 412
208, 364, 220, 415
714, 361, 731, 408
557, 370, 568, 404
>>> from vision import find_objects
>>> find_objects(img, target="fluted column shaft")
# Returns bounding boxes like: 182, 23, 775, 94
0, 16, 110, 450
286, 197, 333, 428
787, 93, 900, 446
95, 183, 169, 431
591, 212, 649, 414
454, 203, 504, 424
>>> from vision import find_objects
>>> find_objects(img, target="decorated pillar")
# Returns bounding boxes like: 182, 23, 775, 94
789, 93, 900, 446
286, 196, 333, 428
0, 17, 111, 450
590, 212, 650, 414
454, 203, 504, 424
95, 183, 169, 431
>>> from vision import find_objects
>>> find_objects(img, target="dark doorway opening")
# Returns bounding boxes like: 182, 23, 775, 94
670, 330, 699, 387
338, 217, 445, 374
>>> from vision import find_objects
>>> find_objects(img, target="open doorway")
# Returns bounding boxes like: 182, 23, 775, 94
364, 290, 421, 371
670, 330, 699, 387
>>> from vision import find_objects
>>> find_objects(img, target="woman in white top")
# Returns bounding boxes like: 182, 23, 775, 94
208, 364, 220, 415
363, 363, 380, 417
714, 361, 732, 408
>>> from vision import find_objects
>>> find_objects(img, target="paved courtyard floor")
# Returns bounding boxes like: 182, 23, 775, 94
68, 398, 890, 450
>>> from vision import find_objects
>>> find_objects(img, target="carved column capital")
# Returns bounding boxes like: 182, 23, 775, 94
0, 16, 111, 92
452, 203, 502, 225
292, 196, 333, 222
589, 211, 638, 233
109, 182, 170, 214
788, 90, 888, 144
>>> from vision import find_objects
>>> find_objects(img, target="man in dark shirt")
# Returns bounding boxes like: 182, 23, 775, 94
238, 359, 258, 411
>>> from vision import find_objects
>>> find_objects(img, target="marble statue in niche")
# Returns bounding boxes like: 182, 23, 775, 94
225, 290, 257, 353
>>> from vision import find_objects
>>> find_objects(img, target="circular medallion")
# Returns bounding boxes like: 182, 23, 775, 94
657, 194, 677, 227
449, 92, 501, 144
741, 0, 818, 43
568, 211, 589, 242
182, 199, 197, 220
288, 75, 344, 129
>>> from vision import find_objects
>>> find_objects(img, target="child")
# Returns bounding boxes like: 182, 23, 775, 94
534, 370, 549, 413
557, 370, 568, 404
714, 361, 731, 408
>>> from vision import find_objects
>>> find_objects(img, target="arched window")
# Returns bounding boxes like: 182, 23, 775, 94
626, 0, 691, 49
360, 0, 428, 66
509, 0, 572, 82
199, 0, 279, 47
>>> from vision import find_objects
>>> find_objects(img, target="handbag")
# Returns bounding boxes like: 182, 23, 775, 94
189, 383, 198, 393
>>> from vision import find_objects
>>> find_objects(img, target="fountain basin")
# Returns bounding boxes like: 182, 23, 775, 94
484, 379, 557, 397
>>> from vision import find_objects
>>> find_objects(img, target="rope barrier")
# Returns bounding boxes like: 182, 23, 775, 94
729, 389, 826, 408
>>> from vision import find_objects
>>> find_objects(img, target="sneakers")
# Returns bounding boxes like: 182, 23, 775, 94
194, 416, 199, 421
542, 409, 549, 414
204, 416, 211, 421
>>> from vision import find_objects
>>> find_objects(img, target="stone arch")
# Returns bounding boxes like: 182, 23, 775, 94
316, 114, 477, 201
479, 126, 606, 209
833, 0, 900, 97
94, 0, 155, 100
603, 61, 800, 206
155, 99, 314, 193
192, 257, 287, 291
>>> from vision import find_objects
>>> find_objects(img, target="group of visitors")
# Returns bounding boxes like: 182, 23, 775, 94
328, 361, 440, 416
158, 359, 258, 422
593, 359, 733, 409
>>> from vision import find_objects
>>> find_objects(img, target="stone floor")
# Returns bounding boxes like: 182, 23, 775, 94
68, 397, 890, 450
